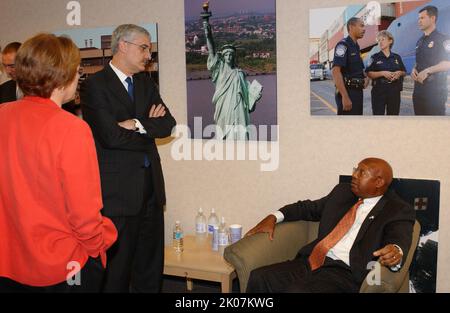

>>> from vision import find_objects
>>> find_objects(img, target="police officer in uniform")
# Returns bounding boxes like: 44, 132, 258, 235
366, 30, 406, 115
332, 17, 369, 115
412, 5, 450, 115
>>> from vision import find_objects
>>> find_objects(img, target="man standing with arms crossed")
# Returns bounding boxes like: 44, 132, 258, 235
82, 24, 176, 292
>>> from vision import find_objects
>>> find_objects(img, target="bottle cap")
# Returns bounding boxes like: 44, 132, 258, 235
199, 207, 203, 213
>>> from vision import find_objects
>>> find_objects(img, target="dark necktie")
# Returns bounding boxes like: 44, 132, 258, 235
125, 77, 134, 102
125, 77, 150, 168
308, 198, 364, 271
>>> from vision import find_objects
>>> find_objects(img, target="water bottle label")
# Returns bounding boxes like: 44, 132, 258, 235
218, 233, 228, 245
213, 230, 218, 242
196, 223, 206, 233
208, 225, 215, 233
174, 232, 183, 240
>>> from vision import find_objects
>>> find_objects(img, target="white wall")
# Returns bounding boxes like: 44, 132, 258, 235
1, 0, 449, 291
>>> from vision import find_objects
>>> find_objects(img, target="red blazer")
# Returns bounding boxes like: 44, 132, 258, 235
0, 96, 117, 287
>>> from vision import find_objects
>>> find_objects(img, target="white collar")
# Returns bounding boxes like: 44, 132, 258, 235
109, 61, 131, 83
362, 195, 383, 205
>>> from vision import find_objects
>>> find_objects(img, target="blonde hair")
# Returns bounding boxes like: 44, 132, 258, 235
376, 30, 394, 49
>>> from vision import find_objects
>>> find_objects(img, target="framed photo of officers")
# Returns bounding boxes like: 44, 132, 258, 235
309, 0, 450, 116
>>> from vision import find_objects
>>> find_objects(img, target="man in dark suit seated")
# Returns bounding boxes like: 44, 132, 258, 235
0, 42, 22, 104
245, 158, 415, 293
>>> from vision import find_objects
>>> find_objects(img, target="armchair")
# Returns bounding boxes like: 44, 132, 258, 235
224, 220, 420, 293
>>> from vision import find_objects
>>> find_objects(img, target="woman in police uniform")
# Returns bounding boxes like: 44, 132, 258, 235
366, 30, 406, 115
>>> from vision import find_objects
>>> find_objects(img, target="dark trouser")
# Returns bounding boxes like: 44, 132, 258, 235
335, 88, 363, 115
413, 83, 447, 115
246, 256, 360, 293
371, 86, 401, 115
102, 167, 164, 293
0, 257, 104, 293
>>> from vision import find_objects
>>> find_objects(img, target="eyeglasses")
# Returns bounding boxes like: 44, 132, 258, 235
352, 167, 371, 178
2, 63, 15, 69
123, 40, 152, 57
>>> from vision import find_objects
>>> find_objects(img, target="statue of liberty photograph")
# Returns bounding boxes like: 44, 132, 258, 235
184, 0, 277, 141
202, 2, 263, 140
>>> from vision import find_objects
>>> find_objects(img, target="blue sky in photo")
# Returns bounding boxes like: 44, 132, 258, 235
54, 24, 158, 49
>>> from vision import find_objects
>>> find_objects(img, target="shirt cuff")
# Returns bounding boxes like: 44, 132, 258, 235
390, 263, 402, 272
133, 119, 147, 134
272, 211, 284, 224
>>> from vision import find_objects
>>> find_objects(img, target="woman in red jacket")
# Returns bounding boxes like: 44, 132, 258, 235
0, 33, 117, 292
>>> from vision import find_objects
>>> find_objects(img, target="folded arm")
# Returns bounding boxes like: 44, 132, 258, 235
134, 79, 176, 139
81, 81, 155, 152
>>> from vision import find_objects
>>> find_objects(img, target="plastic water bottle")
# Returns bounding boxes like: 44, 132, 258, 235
212, 225, 219, 251
173, 221, 184, 253
195, 208, 207, 236
218, 217, 229, 255
207, 208, 219, 236
218, 217, 229, 246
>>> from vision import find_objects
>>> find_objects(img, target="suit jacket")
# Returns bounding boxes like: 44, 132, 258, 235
279, 183, 416, 284
0, 80, 17, 104
81, 65, 176, 217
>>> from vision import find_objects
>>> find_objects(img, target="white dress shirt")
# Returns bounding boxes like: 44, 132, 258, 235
16, 86, 24, 100
109, 61, 147, 134
273, 195, 403, 269
326, 196, 382, 265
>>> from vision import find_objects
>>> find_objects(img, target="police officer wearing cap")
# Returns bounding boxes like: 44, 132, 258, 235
332, 17, 369, 115
366, 31, 406, 115
411, 5, 450, 115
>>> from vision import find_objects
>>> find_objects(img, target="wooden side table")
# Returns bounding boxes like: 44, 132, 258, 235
164, 235, 236, 292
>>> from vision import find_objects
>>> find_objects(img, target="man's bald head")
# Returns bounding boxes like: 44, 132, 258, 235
362, 157, 393, 190
351, 158, 393, 198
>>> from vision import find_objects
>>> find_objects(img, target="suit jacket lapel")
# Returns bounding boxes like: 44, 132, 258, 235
353, 194, 389, 245
133, 74, 147, 119
104, 65, 135, 116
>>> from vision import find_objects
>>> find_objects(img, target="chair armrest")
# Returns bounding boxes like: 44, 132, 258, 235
224, 221, 310, 292
360, 262, 407, 293
360, 220, 421, 293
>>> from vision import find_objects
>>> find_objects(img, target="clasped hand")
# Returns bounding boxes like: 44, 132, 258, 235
411, 68, 429, 84
383, 71, 402, 81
